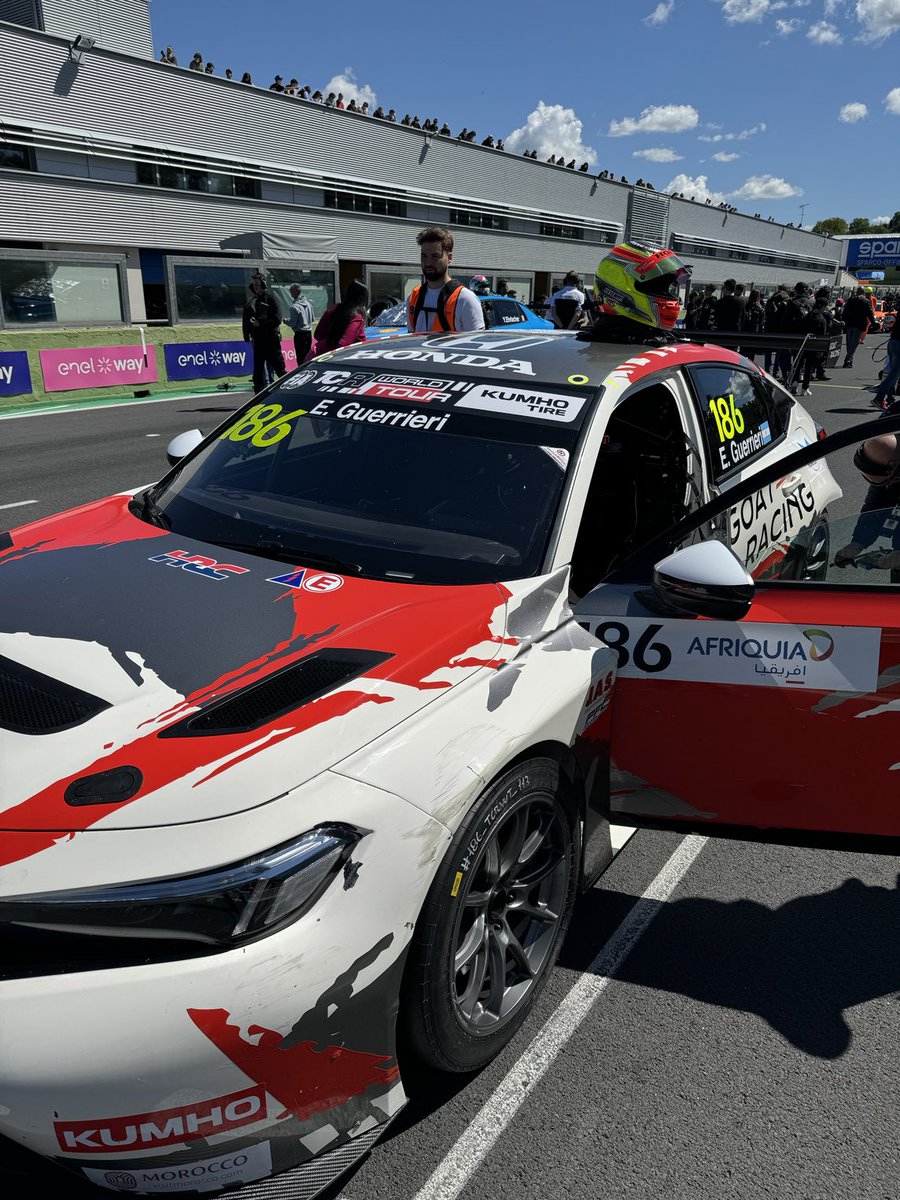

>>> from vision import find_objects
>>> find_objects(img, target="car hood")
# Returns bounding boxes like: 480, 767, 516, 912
0, 495, 514, 841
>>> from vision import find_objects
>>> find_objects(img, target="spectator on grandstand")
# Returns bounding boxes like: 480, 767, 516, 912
386, 109, 397, 122
286, 78, 300, 94
579, 162, 589, 171
373, 105, 385, 118
269, 76, 285, 92
457, 127, 469, 139
466, 130, 476, 141
566, 159, 575, 168
548, 154, 557, 164
347, 98, 358, 112
439, 121, 451, 135
481, 135, 495, 147
401, 114, 411, 126
241, 72, 253, 85
411, 116, 422, 128
497, 139, 505, 151
205, 62, 215, 74
325, 92, 337, 107
159, 45, 177, 65
336, 94, 345, 109
189, 52, 204, 71
360, 102, 370, 116
311, 89, 323, 102
225, 68, 233, 80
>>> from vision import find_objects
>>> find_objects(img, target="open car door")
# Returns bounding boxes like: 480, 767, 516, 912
574, 412, 900, 848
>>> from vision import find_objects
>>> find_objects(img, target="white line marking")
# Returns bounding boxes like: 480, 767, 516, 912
412, 834, 708, 1200
0, 499, 38, 511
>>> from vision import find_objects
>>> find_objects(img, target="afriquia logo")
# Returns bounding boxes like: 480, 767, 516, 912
803, 628, 835, 662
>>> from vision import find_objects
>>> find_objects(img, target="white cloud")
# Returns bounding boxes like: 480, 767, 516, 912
731, 174, 804, 199
644, 0, 675, 23
712, 150, 741, 160
699, 122, 766, 142
886, 86, 900, 113
664, 173, 728, 203
322, 67, 376, 108
856, 0, 900, 41
873, 214, 891, 224
839, 101, 869, 121
807, 19, 844, 40
775, 17, 801, 31
505, 102, 596, 163
720, 0, 772, 20
633, 147, 683, 161
608, 104, 699, 136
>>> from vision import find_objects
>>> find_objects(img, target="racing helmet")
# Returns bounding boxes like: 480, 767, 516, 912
594, 241, 692, 329
469, 274, 491, 295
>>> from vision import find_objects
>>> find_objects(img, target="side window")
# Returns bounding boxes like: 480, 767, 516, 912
689, 366, 786, 482
490, 300, 528, 327
570, 385, 700, 596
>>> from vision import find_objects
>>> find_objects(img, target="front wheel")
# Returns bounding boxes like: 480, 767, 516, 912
400, 758, 579, 1073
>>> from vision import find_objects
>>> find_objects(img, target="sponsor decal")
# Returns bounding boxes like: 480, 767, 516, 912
579, 617, 880, 692
707, 392, 772, 472
308, 396, 450, 430
456, 384, 586, 422
280, 339, 298, 369
540, 446, 570, 471
0, 350, 32, 396
567, 373, 590, 386
266, 568, 344, 592
279, 368, 318, 391
312, 369, 467, 401
581, 666, 615, 726
847, 238, 900, 269
421, 332, 554, 354
56, 1086, 266, 1154
81, 1143, 273, 1193
163, 341, 250, 382
344, 346, 537, 376
40, 345, 159, 392
149, 550, 249, 581
729, 479, 816, 567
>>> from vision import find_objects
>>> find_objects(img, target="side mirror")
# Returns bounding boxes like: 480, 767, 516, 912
166, 429, 204, 467
653, 540, 754, 621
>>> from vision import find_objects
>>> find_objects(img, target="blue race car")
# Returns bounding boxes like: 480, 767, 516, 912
364, 294, 554, 340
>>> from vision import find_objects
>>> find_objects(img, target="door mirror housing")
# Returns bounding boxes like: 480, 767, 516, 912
653, 540, 754, 621
166, 429, 204, 466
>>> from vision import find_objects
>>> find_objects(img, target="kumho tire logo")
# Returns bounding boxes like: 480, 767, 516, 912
803, 629, 835, 662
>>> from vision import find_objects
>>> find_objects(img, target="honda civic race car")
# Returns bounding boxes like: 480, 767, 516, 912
3, 329, 899, 1199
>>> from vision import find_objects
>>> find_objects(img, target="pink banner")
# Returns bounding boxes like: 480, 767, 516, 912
40, 345, 159, 392
281, 339, 299, 369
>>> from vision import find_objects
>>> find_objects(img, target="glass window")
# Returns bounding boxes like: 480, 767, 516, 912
0, 257, 124, 325
493, 277, 533, 304
689, 366, 789, 482
368, 269, 421, 309
266, 269, 336, 321
173, 263, 253, 321
486, 299, 527, 327
0, 142, 35, 171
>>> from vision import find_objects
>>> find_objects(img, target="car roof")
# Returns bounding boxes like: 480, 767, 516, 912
310, 330, 745, 405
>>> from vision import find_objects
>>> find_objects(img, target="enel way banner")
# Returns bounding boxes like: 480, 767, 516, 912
164, 340, 300, 382
40, 345, 159, 392
0, 350, 32, 396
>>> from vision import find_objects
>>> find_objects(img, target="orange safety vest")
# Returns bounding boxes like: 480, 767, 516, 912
408, 279, 465, 332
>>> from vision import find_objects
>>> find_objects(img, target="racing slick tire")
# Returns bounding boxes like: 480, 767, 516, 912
400, 758, 579, 1073
783, 513, 830, 582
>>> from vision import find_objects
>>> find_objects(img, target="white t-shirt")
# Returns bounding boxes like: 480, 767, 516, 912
408, 284, 486, 333
549, 285, 586, 329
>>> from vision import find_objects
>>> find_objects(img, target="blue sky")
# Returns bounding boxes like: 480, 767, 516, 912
149, 0, 900, 226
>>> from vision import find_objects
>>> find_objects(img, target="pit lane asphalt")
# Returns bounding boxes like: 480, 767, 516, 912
2, 341, 898, 1200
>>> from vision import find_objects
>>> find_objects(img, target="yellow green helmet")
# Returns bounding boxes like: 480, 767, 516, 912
594, 241, 692, 329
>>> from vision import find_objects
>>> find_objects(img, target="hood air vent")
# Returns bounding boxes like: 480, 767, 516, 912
160, 649, 392, 737
0, 656, 110, 735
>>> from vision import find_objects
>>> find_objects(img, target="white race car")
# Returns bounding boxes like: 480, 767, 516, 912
6, 329, 895, 1199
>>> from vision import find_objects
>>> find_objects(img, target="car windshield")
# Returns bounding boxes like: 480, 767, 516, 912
371, 300, 408, 327
147, 385, 579, 585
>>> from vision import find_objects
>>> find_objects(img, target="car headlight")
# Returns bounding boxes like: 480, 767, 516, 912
1, 826, 360, 977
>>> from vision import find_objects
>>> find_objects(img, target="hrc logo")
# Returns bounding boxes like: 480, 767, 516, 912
149, 550, 249, 581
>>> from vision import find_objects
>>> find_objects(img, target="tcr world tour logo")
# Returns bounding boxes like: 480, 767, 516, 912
803, 629, 835, 662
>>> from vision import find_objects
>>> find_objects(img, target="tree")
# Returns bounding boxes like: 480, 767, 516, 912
812, 217, 849, 236
890, 211, 900, 233
849, 217, 871, 234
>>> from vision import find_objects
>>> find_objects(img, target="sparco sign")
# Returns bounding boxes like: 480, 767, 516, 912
846, 237, 900, 269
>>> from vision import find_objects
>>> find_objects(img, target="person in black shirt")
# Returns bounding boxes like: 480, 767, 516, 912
714, 278, 743, 333
242, 275, 286, 394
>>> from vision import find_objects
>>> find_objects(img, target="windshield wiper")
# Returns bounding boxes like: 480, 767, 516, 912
129, 487, 171, 530
217, 539, 364, 575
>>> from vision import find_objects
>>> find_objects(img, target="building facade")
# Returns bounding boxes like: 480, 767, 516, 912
0, 14, 842, 335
